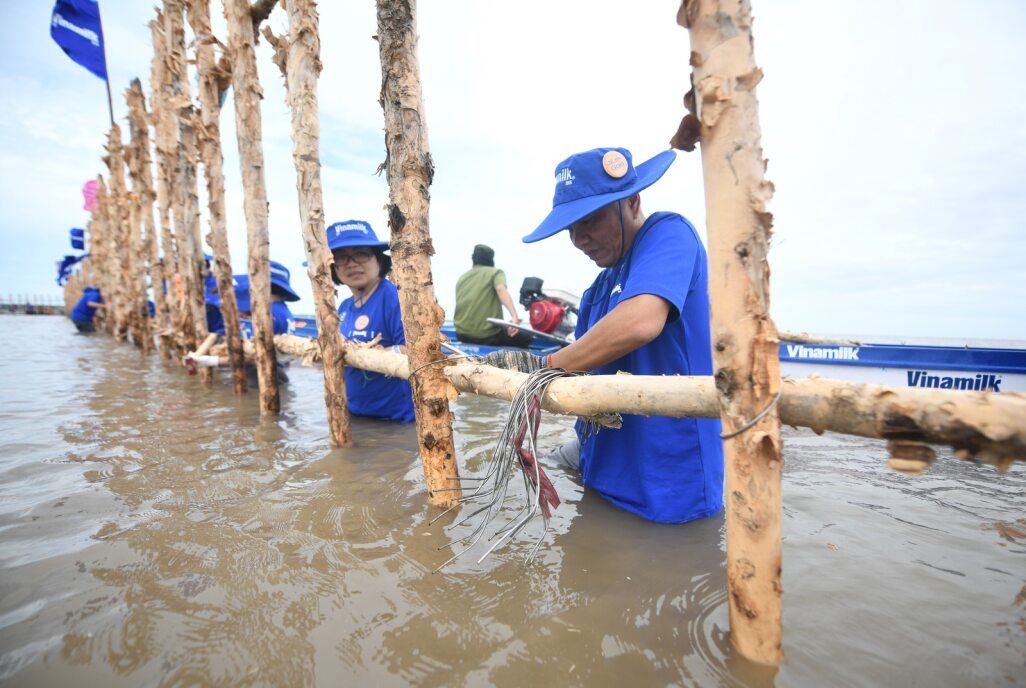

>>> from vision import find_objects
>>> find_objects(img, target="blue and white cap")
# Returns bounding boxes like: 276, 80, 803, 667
522, 147, 676, 243
269, 260, 301, 302
326, 220, 389, 252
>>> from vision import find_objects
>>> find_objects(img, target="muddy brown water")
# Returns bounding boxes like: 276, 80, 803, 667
0, 315, 1023, 686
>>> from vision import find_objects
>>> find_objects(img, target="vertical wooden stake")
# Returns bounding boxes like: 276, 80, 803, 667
679, 0, 783, 665
224, 0, 280, 415
265, 0, 353, 445
95, 176, 116, 336
127, 79, 170, 357
84, 182, 109, 334
104, 124, 132, 342
126, 79, 157, 355
375, 0, 460, 505
165, 0, 211, 380
150, 12, 185, 356
187, 0, 249, 394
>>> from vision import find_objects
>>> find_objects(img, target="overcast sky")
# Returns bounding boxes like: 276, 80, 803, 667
2, 1, 1024, 340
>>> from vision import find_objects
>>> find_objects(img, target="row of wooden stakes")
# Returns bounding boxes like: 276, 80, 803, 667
60, 0, 1024, 667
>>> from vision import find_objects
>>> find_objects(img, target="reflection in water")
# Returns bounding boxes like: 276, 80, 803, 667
0, 315, 1023, 686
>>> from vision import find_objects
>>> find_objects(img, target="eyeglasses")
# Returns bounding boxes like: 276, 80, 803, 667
335, 250, 375, 266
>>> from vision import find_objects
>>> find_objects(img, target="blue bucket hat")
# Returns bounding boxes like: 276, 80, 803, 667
522, 147, 676, 243
209, 275, 251, 313
326, 220, 389, 251
269, 260, 301, 302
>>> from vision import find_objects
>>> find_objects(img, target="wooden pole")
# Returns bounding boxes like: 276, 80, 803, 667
375, 0, 460, 506
124, 175, 148, 350
95, 176, 116, 335
187, 0, 248, 394
125, 80, 156, 355
104, 125, 133, 342
64, 271, 84, 316
264, 0, 353, 445
678, 0, 783, 663
127, 79, 169, 357
165, 0, 211, 380
150, 12, 185, 357
224, 0, 280, 415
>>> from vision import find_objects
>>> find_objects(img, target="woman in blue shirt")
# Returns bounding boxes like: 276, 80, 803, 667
327, 219, 415, 423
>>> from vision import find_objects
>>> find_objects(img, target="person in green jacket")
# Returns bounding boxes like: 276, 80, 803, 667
453, 244, 532, 347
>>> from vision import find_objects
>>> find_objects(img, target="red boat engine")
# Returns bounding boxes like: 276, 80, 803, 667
519, 277, 579, 340
529, 299, 565, 334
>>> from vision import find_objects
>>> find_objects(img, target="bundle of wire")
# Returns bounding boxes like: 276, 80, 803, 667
434, 367, 571, 570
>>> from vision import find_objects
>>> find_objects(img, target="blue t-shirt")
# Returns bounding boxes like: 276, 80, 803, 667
204, 272, 217, 301
204, 274, 225, 334
271, 301, 295, 335
207, 306, 225, 335
70, 288, 102, 322
236, 303, 294, 338
338, 279, 415, 423
574, 212, 723, 523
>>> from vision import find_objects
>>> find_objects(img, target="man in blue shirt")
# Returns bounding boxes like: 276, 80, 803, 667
69, 286, 103, 332
491, 147, 723, 524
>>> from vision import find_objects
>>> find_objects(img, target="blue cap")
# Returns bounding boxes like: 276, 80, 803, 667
269, 260, 301, 302
326, 220, 389, 251
233, 275, 251, 313
522, 147, 676, 243
209, 274, 250, 313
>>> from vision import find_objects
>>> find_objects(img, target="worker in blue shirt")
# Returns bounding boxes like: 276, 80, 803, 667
268, 260, 299, 335
203, 254, 224, 336
205, 263, 297, 337
187, 263, 298, 379
488, 147, 724, 524
69, 286, 103, 332
327, 219, 415, 423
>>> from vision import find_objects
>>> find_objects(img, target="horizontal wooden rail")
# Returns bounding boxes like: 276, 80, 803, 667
271, 334, 1026, 471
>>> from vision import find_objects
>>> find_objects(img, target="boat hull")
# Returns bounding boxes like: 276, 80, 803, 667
779, 342, 1026, 393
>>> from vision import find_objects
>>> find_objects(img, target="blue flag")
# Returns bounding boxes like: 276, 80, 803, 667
70, 227, 85, 250
57, 253, 89, 285
50, 0, 108, 81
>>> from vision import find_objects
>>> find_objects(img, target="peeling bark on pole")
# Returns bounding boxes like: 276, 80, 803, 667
679, 0, 782, 664
104, 125, 133, 342
188, 0, 248, 394
124, 184, 148, 350
95, 176, 116, 335
264, 0, 353, 445
127, 79, 169, 357
126, 80, 157, 355
150, 13, 184, 356
224, 0, 280, 415
375, 0, 460, 506
165, 0, 210, 379
86, 193, 105, 330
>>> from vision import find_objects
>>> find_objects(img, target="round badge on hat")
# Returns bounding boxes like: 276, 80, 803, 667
602, 150, 628, 179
